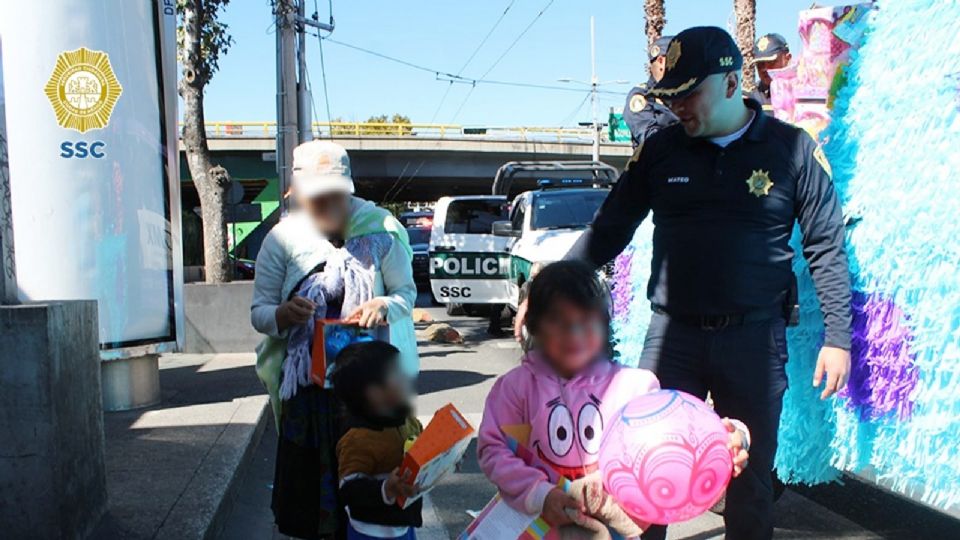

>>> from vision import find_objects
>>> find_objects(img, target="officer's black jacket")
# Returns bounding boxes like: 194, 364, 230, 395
623, 78, 679, 149
571, 99, 852, 349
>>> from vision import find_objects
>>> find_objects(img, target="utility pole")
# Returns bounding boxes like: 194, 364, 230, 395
276, 0, 334, 213
296, 0, 312, 145
275, 0, 297, 213
590, 15, 599, 162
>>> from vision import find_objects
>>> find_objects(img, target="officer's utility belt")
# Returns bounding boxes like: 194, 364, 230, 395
651, 304, 782, 331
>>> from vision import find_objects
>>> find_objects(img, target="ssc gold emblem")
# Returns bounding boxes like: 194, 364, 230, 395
650, 44, 661, 57
758, 35, 770, 52
665, 40, 682, 71
746, 169, 774, 197
44, 47, 123, 133
629, 94, 647, 112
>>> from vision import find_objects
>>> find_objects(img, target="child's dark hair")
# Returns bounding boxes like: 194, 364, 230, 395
330, 340, 400, 415
525, 260, 610, 334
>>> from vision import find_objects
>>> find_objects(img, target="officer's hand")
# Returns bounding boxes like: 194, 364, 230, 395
513, 298, 528, 342
813, 346, 851, 400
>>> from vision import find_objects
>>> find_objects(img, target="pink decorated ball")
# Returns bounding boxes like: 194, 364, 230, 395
599, 390, 732, 525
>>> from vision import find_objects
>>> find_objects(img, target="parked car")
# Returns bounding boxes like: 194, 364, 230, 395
400, 211, 433, 285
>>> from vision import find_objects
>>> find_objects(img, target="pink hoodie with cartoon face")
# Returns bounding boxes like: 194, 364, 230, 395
477, 351, 660, 515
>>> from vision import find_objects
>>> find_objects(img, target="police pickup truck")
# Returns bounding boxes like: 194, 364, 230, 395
428, 161, 617, 315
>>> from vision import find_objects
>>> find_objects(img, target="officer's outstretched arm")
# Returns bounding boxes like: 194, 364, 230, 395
795, 136, 853, 351
565, 145, 652, 268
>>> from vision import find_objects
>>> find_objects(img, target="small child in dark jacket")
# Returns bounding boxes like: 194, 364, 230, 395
331, 341, 423, 540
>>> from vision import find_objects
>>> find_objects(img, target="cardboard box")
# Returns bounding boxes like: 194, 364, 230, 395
311, 320, 390, 388
397, 403, 474, 508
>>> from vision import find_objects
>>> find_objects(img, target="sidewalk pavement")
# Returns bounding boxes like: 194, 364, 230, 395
87, 336, 953, 539
91, 353, 269, 540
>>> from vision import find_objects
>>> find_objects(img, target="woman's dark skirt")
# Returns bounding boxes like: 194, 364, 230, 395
273, 385, 343, 539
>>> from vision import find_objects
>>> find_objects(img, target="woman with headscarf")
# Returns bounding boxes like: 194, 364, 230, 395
251, 140, 419, 539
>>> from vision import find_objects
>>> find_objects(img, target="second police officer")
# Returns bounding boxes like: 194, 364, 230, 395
566, 27, 852, 540
622, 35, 679, 148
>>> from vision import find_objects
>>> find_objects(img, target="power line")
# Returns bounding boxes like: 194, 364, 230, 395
433, 0, 517, 123
450, 86, 476, 122
479, 0, 555, 80
457, 0, 517, 75
316, 33, 333, 123
318, 36, 623, 96
429, 81, 455, 123
451, 0, 556, 121
559, 92, 592, 127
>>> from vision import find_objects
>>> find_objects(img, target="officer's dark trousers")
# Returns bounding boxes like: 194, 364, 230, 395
637, 312, 788, 540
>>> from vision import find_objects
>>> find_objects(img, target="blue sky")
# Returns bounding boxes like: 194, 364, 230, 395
200, 0, 848, 127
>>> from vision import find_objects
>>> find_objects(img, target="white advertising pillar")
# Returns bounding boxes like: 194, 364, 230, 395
0, 0, 183, 410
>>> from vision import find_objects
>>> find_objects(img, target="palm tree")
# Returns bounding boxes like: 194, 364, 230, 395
734, 0, 757, 92
644, 0, 666, 47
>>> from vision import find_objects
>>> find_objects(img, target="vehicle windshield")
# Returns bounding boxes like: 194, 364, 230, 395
444, 199, 507, 234
406, 227, 431, 245
531, 190, 608, 230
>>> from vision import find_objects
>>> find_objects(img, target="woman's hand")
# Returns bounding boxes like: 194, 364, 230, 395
722, 418, 750, 477
541, 487, 584, 527
383, 468, 417, 504
347, 298, 389, 328
275, 296, 317, 331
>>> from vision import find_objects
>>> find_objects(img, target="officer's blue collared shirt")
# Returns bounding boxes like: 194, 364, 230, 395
572, 99, 852, 349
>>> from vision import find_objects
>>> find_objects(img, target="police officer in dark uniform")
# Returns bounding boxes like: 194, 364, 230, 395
749, 33, 792, 112
622, 35, 679, 148
568, 27, 852, 540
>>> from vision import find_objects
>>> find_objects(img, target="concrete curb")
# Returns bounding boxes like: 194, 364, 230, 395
154, 395, 270, 540
420, 493, 451, 540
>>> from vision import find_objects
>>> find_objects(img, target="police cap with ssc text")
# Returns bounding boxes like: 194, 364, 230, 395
648, 35, 674, 60
753, 32, 789, 62
651, 26, 743, 100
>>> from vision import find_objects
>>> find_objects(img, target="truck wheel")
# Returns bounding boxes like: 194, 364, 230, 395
446, 303, 466, 316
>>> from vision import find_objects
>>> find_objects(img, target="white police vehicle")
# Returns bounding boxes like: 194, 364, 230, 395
428, 195, 511, 313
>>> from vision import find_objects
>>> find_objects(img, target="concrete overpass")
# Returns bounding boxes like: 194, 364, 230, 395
194, 131, 633, 201
177, 122, 634, 264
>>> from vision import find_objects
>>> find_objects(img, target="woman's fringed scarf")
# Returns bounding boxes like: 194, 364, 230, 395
280, 232, 393, 400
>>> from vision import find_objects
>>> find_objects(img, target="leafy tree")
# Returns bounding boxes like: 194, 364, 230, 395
644, 0, 666, 49
177, 0, 234, 282
330, 114, 413, 136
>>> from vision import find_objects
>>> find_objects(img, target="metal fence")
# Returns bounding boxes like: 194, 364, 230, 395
189, 121, 605, 143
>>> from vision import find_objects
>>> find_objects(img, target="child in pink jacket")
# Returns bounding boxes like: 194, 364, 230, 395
478, 261, 749, 536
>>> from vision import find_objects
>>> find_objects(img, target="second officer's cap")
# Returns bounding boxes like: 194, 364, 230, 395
648, 35, 674, 60
754, 33, 790, 62
651, 26, 743, 99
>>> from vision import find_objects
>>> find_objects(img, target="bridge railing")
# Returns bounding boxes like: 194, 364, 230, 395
189, 121, 603, 143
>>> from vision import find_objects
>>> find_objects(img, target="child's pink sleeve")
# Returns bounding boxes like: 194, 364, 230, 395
477, 373, 553, 515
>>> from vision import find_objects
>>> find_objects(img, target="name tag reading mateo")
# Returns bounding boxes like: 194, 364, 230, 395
429, 252, 510, 279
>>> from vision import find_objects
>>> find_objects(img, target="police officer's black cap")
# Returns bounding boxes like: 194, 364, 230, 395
648, 35, 674, 60
651, 26, 743, 100
754, 33, 789, 62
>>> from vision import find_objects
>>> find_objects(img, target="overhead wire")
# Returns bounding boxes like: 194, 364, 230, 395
479, 0, 555, 80
432, 0, 517, 123
559, 92, 592, 127
316, 37, 621, 95
450, 0, 556, 120
312, 0, 334, 125
457, 0, 517, 75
